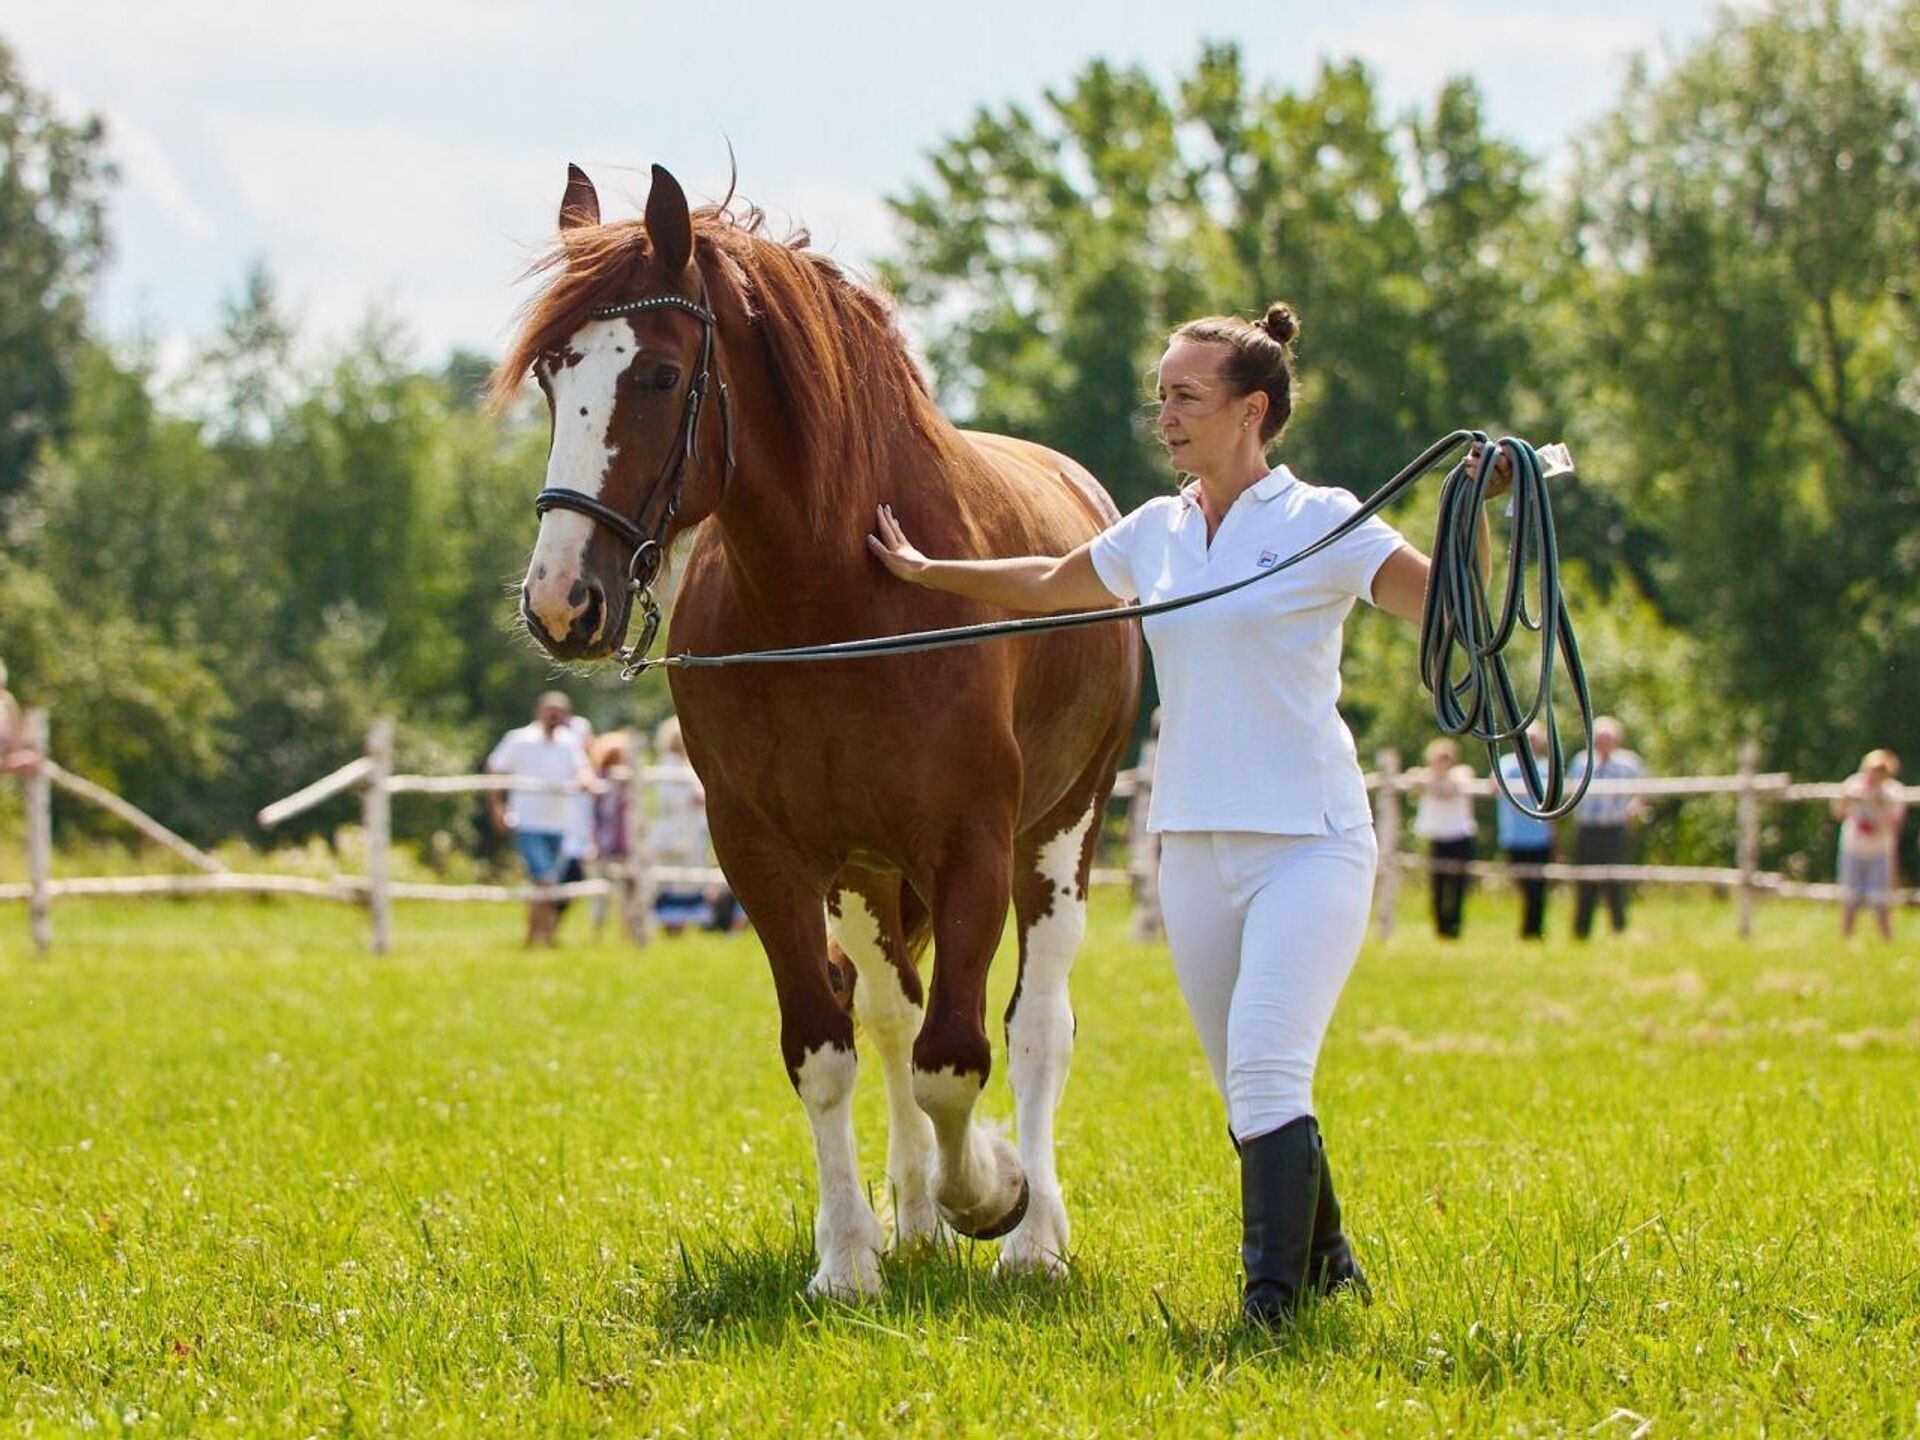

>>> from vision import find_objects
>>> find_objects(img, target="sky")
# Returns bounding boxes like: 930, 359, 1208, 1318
8, 0, 1756, 368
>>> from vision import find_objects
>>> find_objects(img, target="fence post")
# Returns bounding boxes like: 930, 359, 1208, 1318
624, 738, 653, 945
1736, 736, 1761, 940
364, 717, 395, 955
24, 708, 52, 954
1373, 747, 1402, 940
1128, 710, 1162, 943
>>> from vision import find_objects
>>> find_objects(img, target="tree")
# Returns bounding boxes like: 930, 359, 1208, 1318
1572, 0, 1920, 775
0, 40, 112, 501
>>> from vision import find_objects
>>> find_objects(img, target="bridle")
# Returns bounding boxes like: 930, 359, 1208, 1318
532, 288, 735, 678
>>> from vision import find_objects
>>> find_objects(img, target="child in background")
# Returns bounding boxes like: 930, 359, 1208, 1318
1833, 749, 1905, 940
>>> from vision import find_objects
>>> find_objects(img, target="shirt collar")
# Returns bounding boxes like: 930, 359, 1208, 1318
1250, 465, 1297, 501
1177, 465, 1297, 510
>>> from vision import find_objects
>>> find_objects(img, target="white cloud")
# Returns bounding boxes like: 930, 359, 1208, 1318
103, 108, 218, 241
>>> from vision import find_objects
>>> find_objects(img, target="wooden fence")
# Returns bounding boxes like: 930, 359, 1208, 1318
6, 709, 1904, 952
3, 712, 1152, 954
1363, 739, 1918, 940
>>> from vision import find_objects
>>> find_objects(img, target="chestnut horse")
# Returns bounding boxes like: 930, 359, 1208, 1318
503, 165, 1140, 1295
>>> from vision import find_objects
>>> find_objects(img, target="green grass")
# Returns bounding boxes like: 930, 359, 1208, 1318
2, 892, 1916, 1436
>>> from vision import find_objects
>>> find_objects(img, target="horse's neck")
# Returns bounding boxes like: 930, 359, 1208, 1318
710, 392, 962, 611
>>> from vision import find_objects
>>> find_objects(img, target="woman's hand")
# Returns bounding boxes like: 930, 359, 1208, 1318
1469, 441, 1514, 501
866, 504, 931, 584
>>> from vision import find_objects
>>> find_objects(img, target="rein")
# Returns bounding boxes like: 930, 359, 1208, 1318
532, 314, 1592, 817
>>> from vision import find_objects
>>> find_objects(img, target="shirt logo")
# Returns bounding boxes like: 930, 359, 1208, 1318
1257, 550, 1279, 568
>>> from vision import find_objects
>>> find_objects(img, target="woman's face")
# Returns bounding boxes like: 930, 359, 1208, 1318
1156, 339, 1258, 478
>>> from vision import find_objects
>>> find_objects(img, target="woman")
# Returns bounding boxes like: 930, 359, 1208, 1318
1832, 748, 1905, 940
1410, 738, 1479, 939
869, 302, 1506, 1323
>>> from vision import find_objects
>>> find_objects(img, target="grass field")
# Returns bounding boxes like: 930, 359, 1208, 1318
3, 891, 1917, 1437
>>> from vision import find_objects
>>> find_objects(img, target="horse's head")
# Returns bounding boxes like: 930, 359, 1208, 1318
517, 164, 728, 661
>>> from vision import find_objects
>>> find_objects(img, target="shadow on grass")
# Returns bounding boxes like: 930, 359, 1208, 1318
644, 1213, 1104, 1346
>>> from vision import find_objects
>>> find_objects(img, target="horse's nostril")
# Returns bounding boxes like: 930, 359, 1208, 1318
575, 584, 604, 642
566, 578, 589, 608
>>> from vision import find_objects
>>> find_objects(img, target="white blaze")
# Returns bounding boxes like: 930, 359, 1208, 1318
524, 318, 637, 636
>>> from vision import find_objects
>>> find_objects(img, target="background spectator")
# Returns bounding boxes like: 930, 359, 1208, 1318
0, 659, 42, 776
486, 692, 595, 948
650, 716, 741, 934
587, 730, 636, 937
1833, 748, 1904, 940
1568, 716, 1648, 940
1409, 738, 1478, 939
1496, 726, 1555, 941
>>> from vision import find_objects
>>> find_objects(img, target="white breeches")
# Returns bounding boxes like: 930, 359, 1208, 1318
1157, 825, 1376, 1143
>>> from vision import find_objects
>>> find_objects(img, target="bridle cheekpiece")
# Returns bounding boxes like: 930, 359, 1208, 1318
532, 289, 735, 678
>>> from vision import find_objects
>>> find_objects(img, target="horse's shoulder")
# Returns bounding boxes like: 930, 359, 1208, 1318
956, 430, 1122, 528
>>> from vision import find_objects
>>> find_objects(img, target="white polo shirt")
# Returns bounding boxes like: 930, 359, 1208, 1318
486, 722, 588, 834
1089, 465, 1406, 836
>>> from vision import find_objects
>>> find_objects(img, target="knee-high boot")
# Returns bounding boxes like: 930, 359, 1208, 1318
1238, 1115, 1321, 1324
1310, 1146, 1372, 1302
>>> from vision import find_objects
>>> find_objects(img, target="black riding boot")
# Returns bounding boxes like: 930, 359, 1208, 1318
1238, 1115, 1322, 1324
1310, 1147, 1372, 1302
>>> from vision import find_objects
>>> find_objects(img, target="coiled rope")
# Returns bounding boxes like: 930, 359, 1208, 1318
638, 431, 1593, 818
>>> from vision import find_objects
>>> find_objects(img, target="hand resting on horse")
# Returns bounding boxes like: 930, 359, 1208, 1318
866, 503, 1123, 613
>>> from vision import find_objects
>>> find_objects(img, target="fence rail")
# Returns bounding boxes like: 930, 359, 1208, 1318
1360, 738, 1914, 940
7, 709, 1905, 952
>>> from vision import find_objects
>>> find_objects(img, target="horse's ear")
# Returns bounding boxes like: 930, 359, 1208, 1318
559, 163, 600, 231
644, 163, 695, 281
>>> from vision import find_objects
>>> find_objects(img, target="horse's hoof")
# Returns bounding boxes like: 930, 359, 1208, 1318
950, 1172, 1029, 1241
806, 1260, 882, 1300
995, 1188, 1070, 1276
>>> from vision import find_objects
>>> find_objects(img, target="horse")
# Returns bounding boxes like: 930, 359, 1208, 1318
501, 163, 1141, 1295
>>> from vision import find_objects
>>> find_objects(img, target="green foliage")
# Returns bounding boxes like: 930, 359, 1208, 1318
1, 296, 611, 845
0, 39, 112, 500
887, 45, 1551, 516
1569, 0, 1920, 779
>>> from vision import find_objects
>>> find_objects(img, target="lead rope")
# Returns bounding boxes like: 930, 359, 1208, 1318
635, 431, 1593, 819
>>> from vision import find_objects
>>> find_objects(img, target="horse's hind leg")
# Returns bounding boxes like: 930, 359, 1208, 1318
912, 826, 1028, 1240
997, 795, 1100, 1276
827, 869, 941, 1248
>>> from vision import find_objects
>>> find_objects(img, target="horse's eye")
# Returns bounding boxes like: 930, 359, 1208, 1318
653, 365, 681, 393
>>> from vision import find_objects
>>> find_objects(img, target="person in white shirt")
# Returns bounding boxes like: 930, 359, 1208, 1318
869, 300, 1511, 1325
1832, 748, 1905, 940
486, 692, 597, 948
1409, 738, 1479, 939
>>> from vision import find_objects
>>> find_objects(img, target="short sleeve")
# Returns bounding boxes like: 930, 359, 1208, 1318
1087, 503, 1157, 603
1319, 489, 1407, 603
486, 734, 518, 773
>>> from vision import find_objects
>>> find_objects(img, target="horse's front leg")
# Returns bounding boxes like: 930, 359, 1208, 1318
827, 871, 941, 1249
713, 812, 884, 1298
913, 822, 1029, 1241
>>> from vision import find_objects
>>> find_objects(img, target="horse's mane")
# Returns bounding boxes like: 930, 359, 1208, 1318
491, 203, 954, 519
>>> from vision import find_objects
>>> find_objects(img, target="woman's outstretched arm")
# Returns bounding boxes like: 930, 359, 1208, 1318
866, 504, 1124, 614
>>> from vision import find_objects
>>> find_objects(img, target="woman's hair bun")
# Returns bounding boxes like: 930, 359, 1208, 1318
1260, 302, 1299, 347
